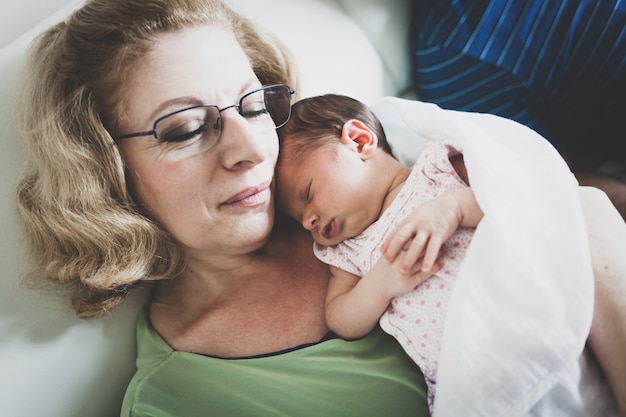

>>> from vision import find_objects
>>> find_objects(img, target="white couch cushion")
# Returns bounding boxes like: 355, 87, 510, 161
227, 0, 405, 104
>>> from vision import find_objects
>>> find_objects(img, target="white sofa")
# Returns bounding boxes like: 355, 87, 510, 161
0, 1, 412, 416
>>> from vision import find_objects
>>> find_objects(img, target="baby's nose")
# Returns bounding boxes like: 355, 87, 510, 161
303, 212, 318, 231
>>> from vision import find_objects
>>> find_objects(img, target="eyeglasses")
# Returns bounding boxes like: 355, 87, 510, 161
116, 84, 295, 156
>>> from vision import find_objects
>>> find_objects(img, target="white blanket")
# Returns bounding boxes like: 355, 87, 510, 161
372, 98, 619, 417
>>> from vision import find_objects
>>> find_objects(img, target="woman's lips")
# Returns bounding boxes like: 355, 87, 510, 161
223, 182, 271, 208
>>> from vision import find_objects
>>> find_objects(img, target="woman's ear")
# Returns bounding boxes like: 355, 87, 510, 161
340, 119, 378, 160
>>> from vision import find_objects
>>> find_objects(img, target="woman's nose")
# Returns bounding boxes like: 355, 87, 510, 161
218, 111, 274, 169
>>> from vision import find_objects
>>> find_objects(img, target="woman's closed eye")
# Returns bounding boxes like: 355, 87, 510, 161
241, 107, 270, 120
150, 112, 220, 159
159, 119, 209, 144
240, 96, 271, 121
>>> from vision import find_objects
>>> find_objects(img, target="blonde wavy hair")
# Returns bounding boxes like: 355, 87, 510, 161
15, 0, 299, 319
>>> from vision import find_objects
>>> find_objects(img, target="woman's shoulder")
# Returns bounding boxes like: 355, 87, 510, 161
134, 305, 175, 365
120, 306, 175, 415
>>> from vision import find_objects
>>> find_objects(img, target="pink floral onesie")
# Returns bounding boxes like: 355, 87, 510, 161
314, 141, 474, 410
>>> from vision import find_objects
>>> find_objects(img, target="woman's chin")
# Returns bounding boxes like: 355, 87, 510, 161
238, 211, 275, 246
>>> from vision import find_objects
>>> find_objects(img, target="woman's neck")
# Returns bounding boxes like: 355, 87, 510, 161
149, 221, 331, 356
152, 215, 319, 310
153, 232, 277, 308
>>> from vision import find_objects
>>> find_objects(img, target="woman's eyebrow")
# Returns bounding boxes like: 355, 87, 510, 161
238, 77, 262, 96
148, 96, 203, 121
146, 77, 261, 122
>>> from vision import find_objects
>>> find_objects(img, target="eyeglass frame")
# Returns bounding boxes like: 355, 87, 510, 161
115, 84, 295, 141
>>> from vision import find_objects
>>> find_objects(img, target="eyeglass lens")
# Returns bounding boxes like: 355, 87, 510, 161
155, 84, 293, 144
260, 85, 293, 128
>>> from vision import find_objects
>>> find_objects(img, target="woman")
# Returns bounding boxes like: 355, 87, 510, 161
14, 0, 625, 415
15, 0, 432, 415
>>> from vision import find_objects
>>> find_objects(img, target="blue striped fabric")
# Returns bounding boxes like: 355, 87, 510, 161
411, 0, 626, 167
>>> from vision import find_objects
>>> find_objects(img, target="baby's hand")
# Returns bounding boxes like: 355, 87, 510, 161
381, 191, 464, 273
368, 249, 443, 300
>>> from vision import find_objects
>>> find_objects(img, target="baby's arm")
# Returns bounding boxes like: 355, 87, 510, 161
381, 186, 483, 274
382, 153, 482, 273
325, 254, 441, 340
580, 186, 626, 414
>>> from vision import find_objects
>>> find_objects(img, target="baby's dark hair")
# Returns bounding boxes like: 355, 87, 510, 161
277, 94, 392, 163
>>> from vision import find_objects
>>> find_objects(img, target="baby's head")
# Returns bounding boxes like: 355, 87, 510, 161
277, 94, 391, 162
276, 94, 392, 245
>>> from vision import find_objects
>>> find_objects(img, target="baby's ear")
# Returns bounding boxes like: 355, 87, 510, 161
340, 119, 377, 160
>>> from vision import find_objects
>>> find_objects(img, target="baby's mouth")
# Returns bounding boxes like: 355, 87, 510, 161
320, 219, 336, 240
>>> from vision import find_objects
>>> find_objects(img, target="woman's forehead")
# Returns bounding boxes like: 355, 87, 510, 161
120, 25, 256, 126
146, 25, 251, 92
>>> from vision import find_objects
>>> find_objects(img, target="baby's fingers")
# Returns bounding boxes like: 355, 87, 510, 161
398, 231, 430, 273
420, 235, 445, 272
406, 256, 443, 288
382, 223, 416, 262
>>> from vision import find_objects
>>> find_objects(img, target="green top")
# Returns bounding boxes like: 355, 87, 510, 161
121, 307, 430, 417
